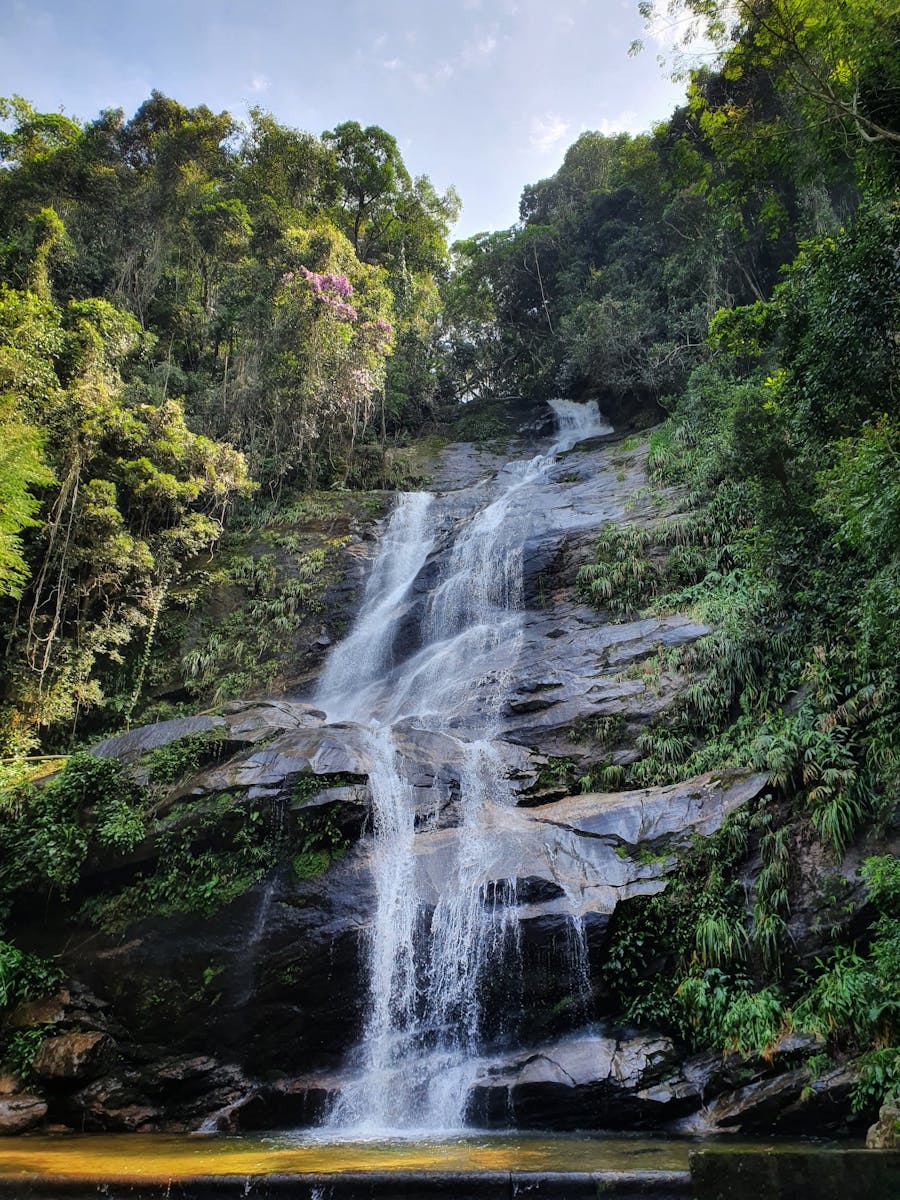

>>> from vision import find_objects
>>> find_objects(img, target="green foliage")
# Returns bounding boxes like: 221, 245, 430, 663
0, 402, 54, 599
852, 1048, 900, 1114
601, 810, 759, 1043
0, 753, 144, 901
0, 91, 457, 756
0, 940, 61, 1007
676, 970, 785, 1057
142, 727, 227, 786
577, 525, 661, 617
291, 771, 363, 806
179, 531, 345, 703
1, 1028, 45, 1077
292, 849, 332, 879
80, 791, 274, 930
793, 947, 881, 1044
695, 912, 748, 967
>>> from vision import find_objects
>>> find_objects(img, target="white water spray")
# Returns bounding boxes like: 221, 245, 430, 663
316, 400, 611, 1132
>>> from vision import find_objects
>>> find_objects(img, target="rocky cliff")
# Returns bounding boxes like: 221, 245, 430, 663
1, 420, 892, 1138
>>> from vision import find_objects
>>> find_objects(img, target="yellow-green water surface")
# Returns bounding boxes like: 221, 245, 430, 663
0, 1132, 854, 1180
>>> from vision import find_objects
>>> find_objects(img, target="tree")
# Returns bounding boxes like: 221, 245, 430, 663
639, 0, 900, 150
0, 404, 54, 599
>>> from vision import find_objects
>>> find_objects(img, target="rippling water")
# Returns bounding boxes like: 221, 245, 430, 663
0, 1131, 854, 1179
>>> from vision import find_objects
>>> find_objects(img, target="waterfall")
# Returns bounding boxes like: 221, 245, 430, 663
316, 399, 611, 1133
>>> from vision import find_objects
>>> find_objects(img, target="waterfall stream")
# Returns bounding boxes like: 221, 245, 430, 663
315, 399, 611, 1133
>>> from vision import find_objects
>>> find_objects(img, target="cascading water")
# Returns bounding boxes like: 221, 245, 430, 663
315, 399, 611, 1133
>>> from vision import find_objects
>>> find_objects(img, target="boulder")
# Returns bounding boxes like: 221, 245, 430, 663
867, 1102, 900, 1149
67, 1055, 253, 1132
0, 1094, 47, 1133
90, 700, 329, 768
678, 1063, 864, 1135
467, 1029, 696, 1128
31, 1030, 114, 1083
6, 991, 70, 1030
70, 1071, 161, 1131
90, 714, 227, 761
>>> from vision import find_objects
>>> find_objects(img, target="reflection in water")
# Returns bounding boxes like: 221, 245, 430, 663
0, 1132, 852, 1180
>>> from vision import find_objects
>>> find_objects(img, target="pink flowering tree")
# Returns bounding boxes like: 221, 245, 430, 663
270, 223, 395, 484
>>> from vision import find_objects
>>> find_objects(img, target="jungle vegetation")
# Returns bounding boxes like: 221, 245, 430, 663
0, 99, 458, 755
440, 0, 898, 1107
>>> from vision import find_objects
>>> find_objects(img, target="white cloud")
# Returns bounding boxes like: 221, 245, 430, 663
462, 26, 499, 66
596, 109, 642, 135
530, 114, 570, 154
249, 74, 270, 92
409, 60, 455, 91
383, 57, 402, 70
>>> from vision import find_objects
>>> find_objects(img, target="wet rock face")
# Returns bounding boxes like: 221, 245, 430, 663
468, 1031, 694, 1129
26, 432, 743, 1130
68, 1056, 252, 1133
465, 1030, 869, 1137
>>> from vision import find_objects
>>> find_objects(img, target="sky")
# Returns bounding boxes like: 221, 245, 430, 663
0, 0, 690, 238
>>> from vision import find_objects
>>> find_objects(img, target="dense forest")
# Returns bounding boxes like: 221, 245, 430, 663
0, 0, 898, 1125
0, 96, 459, 755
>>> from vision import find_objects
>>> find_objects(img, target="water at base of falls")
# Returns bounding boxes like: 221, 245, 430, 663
315, 399, 612, 1134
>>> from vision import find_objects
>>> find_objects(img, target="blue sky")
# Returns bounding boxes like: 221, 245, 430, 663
0, 0, 688, 237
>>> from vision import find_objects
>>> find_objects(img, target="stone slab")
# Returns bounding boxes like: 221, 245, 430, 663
0, 1169, 692, 1199
689, 1148, 900, 1200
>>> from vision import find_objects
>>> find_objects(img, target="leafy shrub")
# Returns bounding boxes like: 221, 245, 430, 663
142, 727, 227, 787
793, 947, 880, 1044
0, 753, 144, 901
852, 1047, 900, 1114
0, 940, 60, 1007
1, 1028, 44, 1077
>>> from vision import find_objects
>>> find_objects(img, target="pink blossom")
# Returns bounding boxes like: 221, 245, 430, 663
300, 266, 354, 298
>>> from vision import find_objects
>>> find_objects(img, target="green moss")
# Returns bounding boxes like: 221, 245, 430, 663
79, 791, 275, 931
450, 397, 511, 443
291, 771, 364, 806
292, 849, 332, 879
142, 727, 228, 786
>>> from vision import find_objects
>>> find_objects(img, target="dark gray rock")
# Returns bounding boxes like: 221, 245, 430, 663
467, 1029, 697, 1129
91, 715, 227, 761
677, 1062, 866, 1135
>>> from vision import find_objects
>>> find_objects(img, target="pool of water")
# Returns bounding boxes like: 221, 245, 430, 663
0, 1131, 856, 1180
